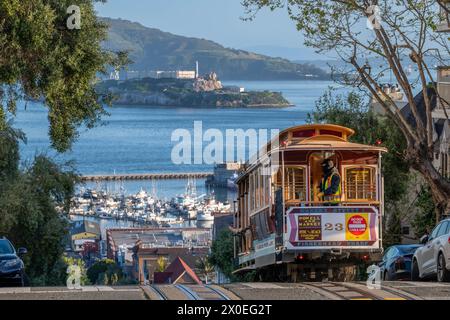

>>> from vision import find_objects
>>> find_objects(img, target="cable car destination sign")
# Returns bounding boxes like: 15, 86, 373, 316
285, 206, 379, 250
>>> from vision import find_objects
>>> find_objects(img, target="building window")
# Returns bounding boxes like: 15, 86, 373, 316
344, 167, 377, 201
402, 226, 410, 235
446, 153, 448, 178
277, 167, 307, 202
442, 152, 449, 178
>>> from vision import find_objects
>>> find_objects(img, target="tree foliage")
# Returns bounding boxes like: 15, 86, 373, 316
0, 0, 128, 152
209, 230, 235, 280
412, 185, 436, 237
0, 122, 78, 284
86, 258, 124, 285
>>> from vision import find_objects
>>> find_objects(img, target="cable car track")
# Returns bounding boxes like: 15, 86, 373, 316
303, 282, 413, 300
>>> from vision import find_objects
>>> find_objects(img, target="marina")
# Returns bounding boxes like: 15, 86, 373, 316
69, 178, 232, 231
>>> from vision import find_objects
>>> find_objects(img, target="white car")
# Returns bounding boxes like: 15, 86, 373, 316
412, 219, 450, 282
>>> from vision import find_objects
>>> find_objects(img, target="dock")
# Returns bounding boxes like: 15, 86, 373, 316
81, 172, 213, 182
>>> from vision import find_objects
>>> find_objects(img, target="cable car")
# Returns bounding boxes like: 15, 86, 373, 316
233, 124, 387, 281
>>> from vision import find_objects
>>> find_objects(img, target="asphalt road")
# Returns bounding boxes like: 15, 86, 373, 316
0, 282, 449, 300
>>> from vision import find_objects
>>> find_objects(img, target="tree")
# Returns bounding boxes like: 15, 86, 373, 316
0, 121, 78, 284
0, 0, 129, 286
412, 185, 436, 237
242, 0, 450, 221
0, 0, 129, 152
196, 257, 215, 284
156, 256, 168, 273
209, 230, 235, 280
86, 258, 123, 285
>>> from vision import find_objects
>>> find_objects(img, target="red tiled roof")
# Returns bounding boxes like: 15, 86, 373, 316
164, 256, 202, 285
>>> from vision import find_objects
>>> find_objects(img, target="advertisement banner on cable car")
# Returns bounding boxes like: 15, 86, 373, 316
285, 206, 380, 250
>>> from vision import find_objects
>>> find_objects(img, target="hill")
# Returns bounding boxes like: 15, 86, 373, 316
101, 18, 329, 80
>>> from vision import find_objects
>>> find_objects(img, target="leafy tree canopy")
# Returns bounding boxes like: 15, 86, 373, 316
0, 0, 129, 152
0, 122, 78, 284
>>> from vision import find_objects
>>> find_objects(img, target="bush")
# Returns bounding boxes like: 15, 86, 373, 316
87, 259, 124, 285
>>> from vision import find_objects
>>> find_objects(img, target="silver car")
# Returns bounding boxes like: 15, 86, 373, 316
412, 219, 450, 282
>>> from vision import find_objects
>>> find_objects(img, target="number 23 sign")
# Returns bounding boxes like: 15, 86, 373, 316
286, 207, 378, 248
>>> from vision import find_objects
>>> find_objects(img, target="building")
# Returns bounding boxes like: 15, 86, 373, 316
437, 0, 450, 32
206, 162, 242, 189
147, 70, 196, 79
69, 220, 101, 253
106, 228, 211, 284
213, 213, 234, 240
153, 257, 202, 285
433, 0, 450, 179
223, 86, 246, 93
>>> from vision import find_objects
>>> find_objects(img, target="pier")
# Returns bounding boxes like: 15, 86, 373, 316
81, 172, 213, 182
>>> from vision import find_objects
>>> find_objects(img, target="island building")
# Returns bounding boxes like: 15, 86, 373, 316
124, 61, 200, 80
106, 228, 210, 284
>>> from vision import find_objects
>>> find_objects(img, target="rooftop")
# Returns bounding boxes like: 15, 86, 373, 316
107, 228, 211, 252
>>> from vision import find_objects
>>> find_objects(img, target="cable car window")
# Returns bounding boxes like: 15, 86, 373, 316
345, 167, 376, 201
250, 210, 270, 241
292, 130, 315, 138
277, 167, 306, 202
320, 130, 342, 137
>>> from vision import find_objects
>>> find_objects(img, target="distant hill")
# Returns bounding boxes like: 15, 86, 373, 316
101, 18, 329, 81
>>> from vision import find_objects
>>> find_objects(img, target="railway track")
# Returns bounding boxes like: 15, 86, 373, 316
151, 284, 233, 300
302, 282, 415, 300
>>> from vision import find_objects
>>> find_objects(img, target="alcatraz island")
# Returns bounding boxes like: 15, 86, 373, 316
97, 64, 292, 108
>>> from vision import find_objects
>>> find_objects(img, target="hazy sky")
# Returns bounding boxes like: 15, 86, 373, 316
95, 0, 327, 60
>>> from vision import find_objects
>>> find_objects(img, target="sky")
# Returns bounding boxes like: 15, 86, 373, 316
94, 0, 329, 60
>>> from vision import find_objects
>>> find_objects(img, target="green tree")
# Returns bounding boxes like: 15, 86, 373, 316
0, 122, 78, 284
209, 230, 235, 280
196, 257, 215, 284
87, 258, 123, 285
156, 256, 168, 273
412, 185, 436, 238
0, 0, 129, 286
0, 0, 129, 152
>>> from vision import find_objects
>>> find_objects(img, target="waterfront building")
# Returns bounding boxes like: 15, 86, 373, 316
69, 220, 101, 253
206, 162, 242, 189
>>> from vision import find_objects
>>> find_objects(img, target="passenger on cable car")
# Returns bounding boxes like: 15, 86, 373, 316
317, 158, 341, 206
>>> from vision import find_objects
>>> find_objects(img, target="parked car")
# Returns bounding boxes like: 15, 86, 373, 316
379, 245, 422, 280
412, 219, 450, 282
0, 237, 27, 287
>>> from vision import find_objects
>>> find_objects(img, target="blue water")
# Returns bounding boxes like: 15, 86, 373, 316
14, 80, 349, 196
